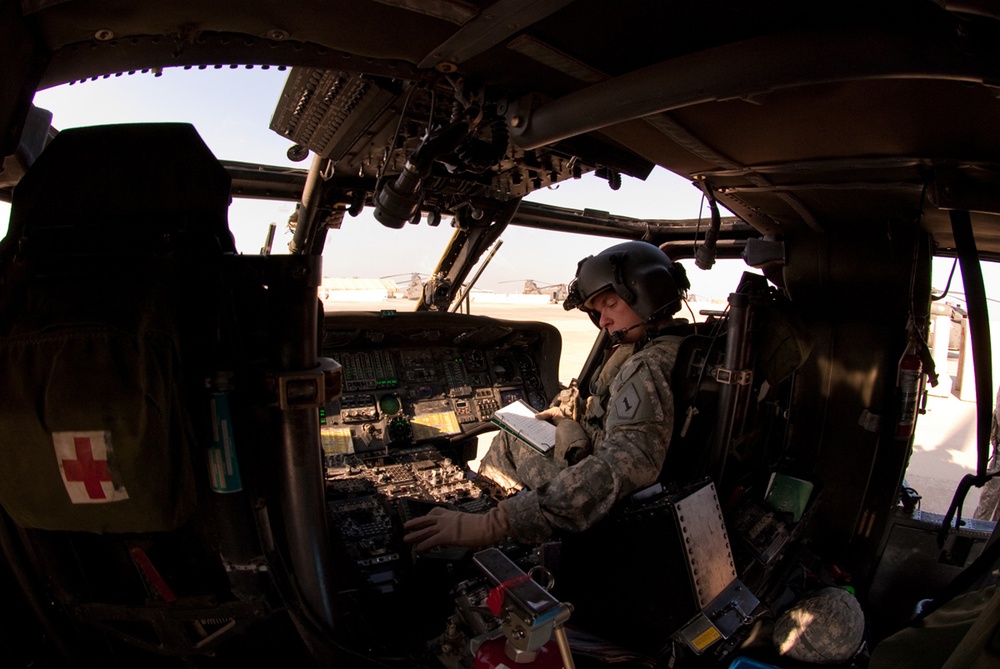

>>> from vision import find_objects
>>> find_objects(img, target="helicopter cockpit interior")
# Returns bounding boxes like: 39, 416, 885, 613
4, 2, 1000, 668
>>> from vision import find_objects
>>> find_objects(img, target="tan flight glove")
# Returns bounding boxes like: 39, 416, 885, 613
403, 506, 511, 552
549, 385, 583, 421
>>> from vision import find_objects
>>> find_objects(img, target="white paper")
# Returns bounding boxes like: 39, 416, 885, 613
492, 399, 556, 454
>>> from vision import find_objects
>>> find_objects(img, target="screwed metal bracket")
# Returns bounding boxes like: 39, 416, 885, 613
714, 367, 752, 386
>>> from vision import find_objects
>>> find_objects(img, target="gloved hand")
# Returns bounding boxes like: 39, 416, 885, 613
534, 406, 566, 425
549, 385, 582, 421
403, 506, 511, 552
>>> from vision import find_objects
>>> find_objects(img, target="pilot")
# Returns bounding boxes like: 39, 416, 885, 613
404, 241, 691, 551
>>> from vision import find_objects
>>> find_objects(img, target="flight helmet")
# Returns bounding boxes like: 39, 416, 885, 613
773, 587, 865, 663
563, 241, 690, 327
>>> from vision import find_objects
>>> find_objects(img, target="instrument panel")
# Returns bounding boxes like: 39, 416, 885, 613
319, 310, 560, 602
320, 310, 561, 458
325, 446, 501, 591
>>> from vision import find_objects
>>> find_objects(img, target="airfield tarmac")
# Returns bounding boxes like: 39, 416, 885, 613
325, 297, 983, 516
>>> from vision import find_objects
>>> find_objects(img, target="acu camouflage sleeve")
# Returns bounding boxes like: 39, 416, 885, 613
501, 343, 676, 543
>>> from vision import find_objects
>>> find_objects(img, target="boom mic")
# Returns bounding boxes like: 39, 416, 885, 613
609, 322, 645, 345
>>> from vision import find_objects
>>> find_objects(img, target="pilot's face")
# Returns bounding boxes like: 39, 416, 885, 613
588, 290, 645, 343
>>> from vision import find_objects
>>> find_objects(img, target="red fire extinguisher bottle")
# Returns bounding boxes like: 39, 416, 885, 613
896, 343, 923, 440
474, 636, 566, 669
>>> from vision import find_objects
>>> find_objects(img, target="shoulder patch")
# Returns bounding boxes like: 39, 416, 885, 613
615, 382, 641, 420
605, 361, 665, 429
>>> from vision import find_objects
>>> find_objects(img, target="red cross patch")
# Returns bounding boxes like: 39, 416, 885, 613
52, 431, 129, 504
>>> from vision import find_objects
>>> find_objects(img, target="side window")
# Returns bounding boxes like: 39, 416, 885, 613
907, 258, 1000, 515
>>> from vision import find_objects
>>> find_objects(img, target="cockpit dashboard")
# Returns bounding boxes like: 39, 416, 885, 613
317, 310, 561, 610
320, 310, 560, 457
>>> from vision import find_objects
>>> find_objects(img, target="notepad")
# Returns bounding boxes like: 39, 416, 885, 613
491, 399, 557, 455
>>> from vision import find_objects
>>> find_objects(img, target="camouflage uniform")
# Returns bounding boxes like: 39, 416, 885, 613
972, 384, 1000, 520
479, 329, 684, 543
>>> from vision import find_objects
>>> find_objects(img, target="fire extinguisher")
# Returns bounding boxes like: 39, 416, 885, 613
474, 636, 566, 669
896, 344, 923, 440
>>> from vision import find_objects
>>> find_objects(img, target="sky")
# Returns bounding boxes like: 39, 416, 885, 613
0, 67, 751, 299
0, 65, 997, 307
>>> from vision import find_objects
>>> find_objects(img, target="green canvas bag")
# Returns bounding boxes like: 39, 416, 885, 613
0, 258, 198, 533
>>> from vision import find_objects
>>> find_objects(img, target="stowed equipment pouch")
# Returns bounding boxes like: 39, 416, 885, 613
0, 257, 198, 533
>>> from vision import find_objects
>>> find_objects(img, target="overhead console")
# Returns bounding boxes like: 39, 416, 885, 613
320, 310, 561, 459
268, 69, 654, 215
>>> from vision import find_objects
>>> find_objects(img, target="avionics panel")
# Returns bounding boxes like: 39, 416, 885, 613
320, 310, 561, 456
325, 445, 502, 594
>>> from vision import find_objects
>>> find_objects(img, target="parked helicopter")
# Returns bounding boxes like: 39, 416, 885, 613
3, 2, 1000, 668
499, 279, 569, 303
382, 273, 432, 301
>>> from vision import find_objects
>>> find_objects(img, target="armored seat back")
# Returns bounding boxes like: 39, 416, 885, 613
0, 122, 235, 533
0, 125, 271, 662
